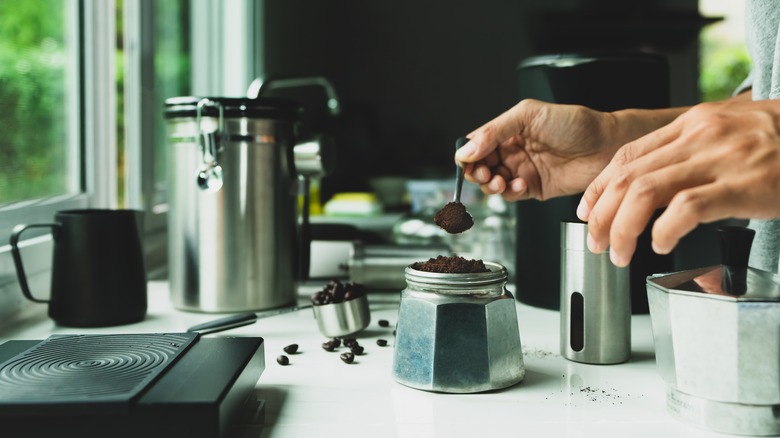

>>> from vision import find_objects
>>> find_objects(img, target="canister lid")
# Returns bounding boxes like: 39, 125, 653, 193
164, 96, 302, 119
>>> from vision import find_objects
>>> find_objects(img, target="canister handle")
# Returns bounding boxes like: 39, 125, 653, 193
195, 98, 225, 192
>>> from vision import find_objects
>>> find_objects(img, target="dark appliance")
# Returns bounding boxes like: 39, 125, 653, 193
515, 52, 673, 313
0, 333, 264, 438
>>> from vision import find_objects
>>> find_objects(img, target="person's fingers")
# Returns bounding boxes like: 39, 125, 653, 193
457, 100, 535, 163
606, 162, 713, 266
502, 178, 529, 201
483, 175, 506, 195
463, 162, 490, 184
579, 121, 683, 222
651, 182, 743, 255
583, 169, 625, 254
582, 123, 687, 253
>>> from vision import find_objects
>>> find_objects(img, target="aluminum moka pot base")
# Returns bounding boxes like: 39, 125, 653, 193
647, 227, 780, 437
392, 262, 525, 393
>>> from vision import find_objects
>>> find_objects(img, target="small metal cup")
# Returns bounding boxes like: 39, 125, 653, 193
560, 221, 631, 364
312, 294, 371, 338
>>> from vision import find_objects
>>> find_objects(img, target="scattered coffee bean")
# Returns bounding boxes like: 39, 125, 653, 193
342, 337, 358, 348
340, 352, 355, 364
378, 319, 390, 328
276, 355, 290, 365
376, 339, 388, 347
283, 343, 299, 354
328, 338, 342, 348
322, 340, 338, 352
351, 345, 364, 355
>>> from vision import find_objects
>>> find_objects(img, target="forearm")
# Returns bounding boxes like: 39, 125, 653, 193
608, 89, 753, 149
609, 106, 690, 147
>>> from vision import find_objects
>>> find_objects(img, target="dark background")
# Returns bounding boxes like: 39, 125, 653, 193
260, 0, 709, 200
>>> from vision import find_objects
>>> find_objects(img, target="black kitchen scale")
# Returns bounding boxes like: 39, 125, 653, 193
0, 332, 265, 438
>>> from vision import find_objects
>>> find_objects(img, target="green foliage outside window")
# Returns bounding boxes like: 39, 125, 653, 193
700, 31, 752, 102
0, 0, 70, 204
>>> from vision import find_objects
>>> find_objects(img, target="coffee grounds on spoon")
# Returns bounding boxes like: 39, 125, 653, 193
434, 202, 473, 234
412, 255, 489, 273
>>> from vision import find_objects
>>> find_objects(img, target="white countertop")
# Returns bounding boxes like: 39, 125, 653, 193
0, 281, 738, 438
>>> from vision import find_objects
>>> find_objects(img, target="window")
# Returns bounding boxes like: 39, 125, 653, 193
0, 0, 91, 232
0, 0, 79, 205
122, 0, 261, 276
0, 0, 114, 324
0, 0, 263, 325
699, 1, 751, 102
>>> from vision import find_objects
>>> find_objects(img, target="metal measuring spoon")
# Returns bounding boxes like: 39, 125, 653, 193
434, 137, 474, 234
196, 162, 224, 192
195, 99, 224, 192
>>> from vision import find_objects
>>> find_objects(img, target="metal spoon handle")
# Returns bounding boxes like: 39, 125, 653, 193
453, 137, 469, 203
187, 305, 313, 335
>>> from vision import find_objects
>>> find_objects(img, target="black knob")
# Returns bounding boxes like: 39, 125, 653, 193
717, 226, 755, 268
717, 226, 755, 296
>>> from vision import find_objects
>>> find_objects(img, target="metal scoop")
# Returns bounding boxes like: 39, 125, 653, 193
195, 98, 224, 192
187, 294, 370, 337
434, 137, 473, 234
453, 136, 469, 203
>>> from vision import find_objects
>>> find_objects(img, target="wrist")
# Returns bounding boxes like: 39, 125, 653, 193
610, 106, 688, 145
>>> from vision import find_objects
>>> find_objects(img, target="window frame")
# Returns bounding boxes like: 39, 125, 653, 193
123, 0, 263, 278
0, 0, 263, 325
0, 0, 116, 324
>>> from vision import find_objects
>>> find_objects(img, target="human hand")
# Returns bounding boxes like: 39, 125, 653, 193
454, 99, 624, 201
578, 98, 780, 267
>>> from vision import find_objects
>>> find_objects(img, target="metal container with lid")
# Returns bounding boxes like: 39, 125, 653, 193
647, 226, 780, 435
392, 262, 525, 393
164, 96, 333, 313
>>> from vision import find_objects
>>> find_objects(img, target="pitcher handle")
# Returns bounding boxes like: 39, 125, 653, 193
9, 223, 58, 303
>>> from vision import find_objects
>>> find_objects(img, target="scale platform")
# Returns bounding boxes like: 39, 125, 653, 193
0, 333, 265, 438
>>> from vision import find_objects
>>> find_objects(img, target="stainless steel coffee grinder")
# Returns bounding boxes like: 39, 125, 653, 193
560, 221, 631, 364
392, 262, 525, 393
647, 226, 780, 435
165, 95, 334, 312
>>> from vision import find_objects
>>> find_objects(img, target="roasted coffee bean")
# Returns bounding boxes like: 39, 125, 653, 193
330, 281, 346, 303
283, 344, 299, 354
342, 337, 358, 348
376, 339, 388, 347
328, 337, 342, 348
351, 345, 364, 355
340, 352, 355, 364
321, 340, 338, 352
343, 281, 366, 300
378, 319, 390, 328
276, 355, 290, 366
311, 290, 333, 306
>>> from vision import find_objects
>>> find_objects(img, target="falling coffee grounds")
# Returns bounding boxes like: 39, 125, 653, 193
412, 255, 489, 274
434, 202, 473, 234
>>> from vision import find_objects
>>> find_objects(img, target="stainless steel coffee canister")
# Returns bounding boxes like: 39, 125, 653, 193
165, 96, 306, 312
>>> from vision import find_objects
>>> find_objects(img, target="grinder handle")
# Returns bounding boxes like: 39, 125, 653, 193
717, 226, 755, 268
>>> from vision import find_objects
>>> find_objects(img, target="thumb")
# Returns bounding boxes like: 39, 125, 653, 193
456, 99, 539, 163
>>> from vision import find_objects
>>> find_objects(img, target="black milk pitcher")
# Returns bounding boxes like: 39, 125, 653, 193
9, 209, 147, 327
